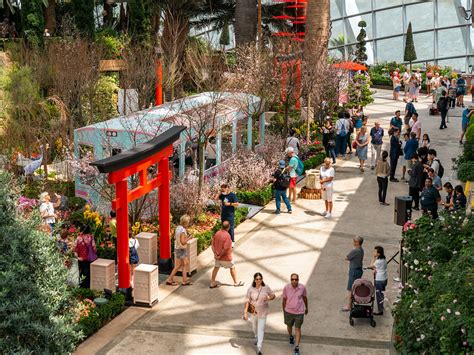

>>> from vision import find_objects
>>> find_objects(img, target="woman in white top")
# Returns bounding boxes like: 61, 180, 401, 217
368, 246, 388, 315
243, 272, 275, 355
166, 215, 193, 286
39, 191, 61, 234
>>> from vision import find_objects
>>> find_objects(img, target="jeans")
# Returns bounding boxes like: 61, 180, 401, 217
440, 110, 447, 128
389, 156, 398, 179
274, 189, 292, 212
377, 176, 388, 203
251, 315, 267, 351
336, 135, 347, 156
222, 216, 235, 242
375, 279, 388, 313
448, 97, 456, 108
325, 146, 336, 163
371, 144, 382, 167
346, 134, 352, 153
409, 186, 420, 209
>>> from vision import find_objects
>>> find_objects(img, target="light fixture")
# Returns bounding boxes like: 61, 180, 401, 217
458, 6, 472, 20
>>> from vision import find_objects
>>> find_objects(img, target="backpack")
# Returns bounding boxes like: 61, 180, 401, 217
435, 159, 444, 178
277, 168, 291, 189
339, 120, 347, 137
295, 156, 305, 176
129, 239, 139, 264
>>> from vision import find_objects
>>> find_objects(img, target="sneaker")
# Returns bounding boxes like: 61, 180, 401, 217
274, 210, 281, 214
232, 242, 235, 248
294, 346, 300, 355
289, 335, 295, 345
324, 213, 332, 219
288, 210, 292, 214
320, 211, 327, 216
390, 178, 399, 182
460, 140, 463, 145
371, 166, 375, 170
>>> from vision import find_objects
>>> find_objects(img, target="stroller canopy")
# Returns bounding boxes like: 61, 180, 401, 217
352, 278, 374, 304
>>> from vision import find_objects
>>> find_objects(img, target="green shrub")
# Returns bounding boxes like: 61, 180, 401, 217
96, 33, 124, 60
0, 171, 81, 353
97, 245, 117, 260
303, 152, 326, 172
237, 185, 273, 206
457, 160, 474, 182
68, 196, 87, 210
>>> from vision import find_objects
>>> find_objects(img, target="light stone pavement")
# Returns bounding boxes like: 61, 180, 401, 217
75, 89, 462, 355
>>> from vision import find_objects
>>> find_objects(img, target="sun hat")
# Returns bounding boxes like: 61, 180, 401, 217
278, 160, 286, 168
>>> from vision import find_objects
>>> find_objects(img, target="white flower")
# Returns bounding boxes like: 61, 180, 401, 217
410, 319, 414, 324
427, 246, 431, 250
461, 328, 466, 334
420, 334, 425, 340
413, 259, 419, 265
453, 299, 458, 303
453, 250, 458, 255
462, 240, 467, 244
455, 311, 461, 316
440, 316, 446, 321
416, 337, 421, 342
428, 261, 432, 265
447, 308, 451, 314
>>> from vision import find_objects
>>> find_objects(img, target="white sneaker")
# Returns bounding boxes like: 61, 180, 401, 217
232, 242, 235, 248
324, 213, 332, 219
321, 211, 327, 216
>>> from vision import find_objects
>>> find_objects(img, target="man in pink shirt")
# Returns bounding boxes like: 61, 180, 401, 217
282, 273, 308, 355
209, 221, 244, 288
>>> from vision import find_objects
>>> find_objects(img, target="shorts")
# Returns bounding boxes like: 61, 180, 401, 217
347, 268, 363, 291
457, 88, 466, 96
404, 114, 412, 125
462, 122, 468, 132
394, 86, 401, 93
214, 259, 235, 269
284, 311, 304, 328
322, 185, 333, 201
405, 159, 413, 169
175, 248, 188, 259
289, 177, 297, 188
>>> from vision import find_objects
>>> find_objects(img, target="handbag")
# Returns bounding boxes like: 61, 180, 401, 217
248, 287, 263, 315
352, 140, 357, 149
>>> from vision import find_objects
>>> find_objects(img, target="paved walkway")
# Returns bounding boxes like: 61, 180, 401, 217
76, 89, 462, 355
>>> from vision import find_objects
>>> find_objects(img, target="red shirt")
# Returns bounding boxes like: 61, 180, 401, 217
211, 230, 232, 261
75, 234, 94, 261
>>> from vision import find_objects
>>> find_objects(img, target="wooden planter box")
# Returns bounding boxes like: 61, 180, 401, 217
134, 264, 159, 306
136, 232, 157, 265
90, 258, 115, 291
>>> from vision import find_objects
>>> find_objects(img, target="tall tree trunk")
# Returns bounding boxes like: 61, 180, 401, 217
235, 0, 257, 46
304, 0, 330, 65
103, 0, 113, 28
44, 0, 56, 34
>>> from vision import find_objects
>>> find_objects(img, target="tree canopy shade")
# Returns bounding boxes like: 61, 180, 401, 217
21, 0, 45, 46
71, 0, 95, 37
0, 171, 81, 352
404, 22, 417, 69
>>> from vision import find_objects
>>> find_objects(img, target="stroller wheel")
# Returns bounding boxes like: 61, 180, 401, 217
370, 319, 376, 327
349, 317, 354, 326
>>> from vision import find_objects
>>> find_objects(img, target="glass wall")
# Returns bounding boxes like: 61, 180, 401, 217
329, 0, 474, 72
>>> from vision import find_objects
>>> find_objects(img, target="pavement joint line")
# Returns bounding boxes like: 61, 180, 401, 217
128, 323, 395, 351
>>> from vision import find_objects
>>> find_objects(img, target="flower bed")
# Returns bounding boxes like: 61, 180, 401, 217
72, 288, 126, 338
393, 212, 474, 353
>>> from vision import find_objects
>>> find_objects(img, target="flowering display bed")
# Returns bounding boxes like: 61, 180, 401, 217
393, 211, 473, 353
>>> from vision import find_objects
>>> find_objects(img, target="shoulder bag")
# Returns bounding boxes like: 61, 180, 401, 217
248, 287, 263, 315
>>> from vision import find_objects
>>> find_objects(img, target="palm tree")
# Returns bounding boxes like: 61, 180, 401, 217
234, 0, 257, 45
304, 0, 331, 62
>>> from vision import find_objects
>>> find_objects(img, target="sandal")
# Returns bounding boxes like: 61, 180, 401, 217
209, 283, 218, 289
166, 281, 178, 286
234, 281, 245, 287
182, 281, 193, 286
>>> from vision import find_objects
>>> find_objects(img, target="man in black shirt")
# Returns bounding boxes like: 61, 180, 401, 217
420, 177, 441, 219
408, 154, 424, 210
437, 91, 449, 129
218, 183, 239, 243
389, 128, 401, 182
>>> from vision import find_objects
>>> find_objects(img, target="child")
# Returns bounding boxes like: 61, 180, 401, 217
421, 134, 430, 149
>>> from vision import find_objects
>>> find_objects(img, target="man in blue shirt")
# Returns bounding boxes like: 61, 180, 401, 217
404, 99, 416, 131
460, 106, 473, 144
370, 121, 384, 170
218, 183, 239, 243
403, 132, 419, 180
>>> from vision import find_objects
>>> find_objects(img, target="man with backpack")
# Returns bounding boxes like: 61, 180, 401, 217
286, 147, 304, 203
272, 160, 292, 214
335, 112, 350, 158
426, 149, 444, 178
404, 99, 416, 131
437, 91, 449, 130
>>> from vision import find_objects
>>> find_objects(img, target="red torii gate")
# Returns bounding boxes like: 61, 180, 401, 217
91, 126, 186, 289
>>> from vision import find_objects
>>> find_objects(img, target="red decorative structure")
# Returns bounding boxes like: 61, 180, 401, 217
91, 126, 186, 289
155, 59, 163, 106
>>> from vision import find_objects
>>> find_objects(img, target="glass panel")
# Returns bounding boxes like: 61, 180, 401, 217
375, 0, 402, 10
331, 0, 343, 19
406, 2, 434, 32
330, 20, 345, 42
437, 57, 467, 72
413, 31, 434, 61
437, 0, 469, 27
376, 7, 403, 38
345, 0, 371, 16
346, 13, 373, 43
437, 27, 468, 58
376, 36, 404, 63
366, 40, 375, 65
329, 48, 344, 60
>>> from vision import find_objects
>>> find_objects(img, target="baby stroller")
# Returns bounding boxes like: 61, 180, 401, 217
429, 102, 439, 115
349, 278, 376, 327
